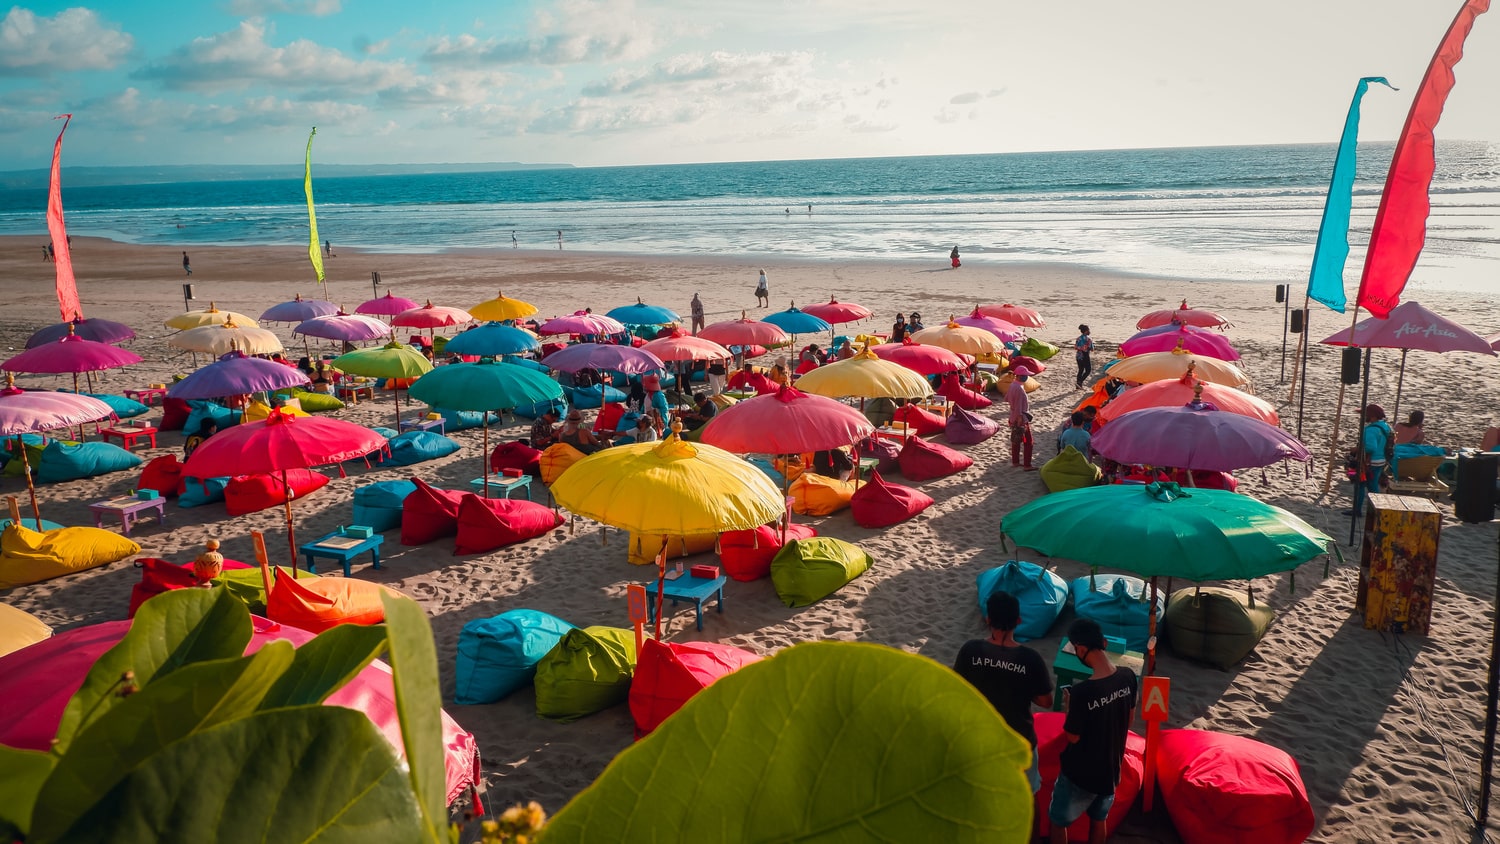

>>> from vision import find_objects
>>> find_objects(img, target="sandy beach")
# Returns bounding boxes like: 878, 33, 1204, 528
3, 234, 1498, 843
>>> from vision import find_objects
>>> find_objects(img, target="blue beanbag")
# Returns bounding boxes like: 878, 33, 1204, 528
178, 476, 230, 508
454, 609, 576, 704
184, 401, 241, 434
975, 560, 1068, 642
372, 426, 399, 439
35, 441, 143, 484
748, 457, 785, 487
514, 397, 567, 419
570, 384, 627, 409
1069, 573, 1166, 653
84, 393, 149, 419
353, 480, 418, 533
382, 431, 460, 467
436, 409, 501, 431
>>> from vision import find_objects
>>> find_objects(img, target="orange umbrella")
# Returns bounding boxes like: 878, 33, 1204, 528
1096, 374, 1277, 428
976, 303, 1044, 328
1136, 299, 1231, 330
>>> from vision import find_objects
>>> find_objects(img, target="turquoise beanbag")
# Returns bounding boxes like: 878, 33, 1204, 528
514, 397, 567, 419
454, 609, 576, 705
86, 393, 149, 419
382, 431, 460, 467
178, 476, 230, 508
35, 441, 143, 484
570, 384, 627, 410
1069, 573, 1166, 653
435, 409, 501, 431
184, 401, 241, 434
353, 480, 418, 533
975, 560, 1068, 642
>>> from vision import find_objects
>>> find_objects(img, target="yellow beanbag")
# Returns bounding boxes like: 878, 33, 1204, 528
540, 443, 588, 485
996, 372, 1041, 394
627, 532, 718, 566
242, 400, 310, 422
789, 472, 857, 516
0, 524, 141, 589
708, 394, 739, 411
0, 603, 52, 657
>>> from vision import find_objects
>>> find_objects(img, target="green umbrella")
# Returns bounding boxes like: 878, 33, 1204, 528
408, 358, 564, 495
331, 341, 433, 429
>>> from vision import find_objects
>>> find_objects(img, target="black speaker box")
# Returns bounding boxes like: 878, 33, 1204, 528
1290, 309, 1304, 333
1340, 347, 1362, 385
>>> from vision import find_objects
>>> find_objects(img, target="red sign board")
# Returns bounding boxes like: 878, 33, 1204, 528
1141, 676, 1171, 722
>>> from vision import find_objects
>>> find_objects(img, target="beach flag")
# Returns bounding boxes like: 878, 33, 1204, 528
305, 127, 325, 285
48, 114, 82, 322
1306, 78, 1393, 314
1356, 0, 1490, 318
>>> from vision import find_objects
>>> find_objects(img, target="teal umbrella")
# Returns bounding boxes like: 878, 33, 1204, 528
409, 358, 564, 495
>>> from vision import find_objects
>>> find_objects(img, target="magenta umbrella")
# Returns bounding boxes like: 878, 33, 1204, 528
356, 292, 421, 317
536, 311, 627, 337
25, 317, 135, 349
801, 298, 873, 325
1136, 300, 1230, 330
541, 342, 664, 375
701, 385, 875, 455
2, 329, 143, 393
1091, 399, 1310, 474
1320, 300, 1496, 416
1121, 324, 1241, 361
976, 303, 1045, 329
953, 308, 1025, 343
698, 313, 791, 348
260, 294, 339, 324
0, 377, 115, 523
870, 337, 973, 376
294, 312, 392, 343
640, 334, 734, 363
392, 301, 473, 333
167, 350, 310, 401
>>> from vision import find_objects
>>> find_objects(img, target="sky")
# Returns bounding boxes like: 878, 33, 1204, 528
2, 0, 1499, 170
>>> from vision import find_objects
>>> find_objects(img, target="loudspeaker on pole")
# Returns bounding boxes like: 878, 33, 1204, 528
1275, 284, 1287, 303
1341, 347, 1362, 385
1290, 309, 1304, 333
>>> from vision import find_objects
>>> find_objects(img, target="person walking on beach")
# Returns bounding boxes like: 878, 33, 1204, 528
1074, 325, 1095, 390
557, 230, 563, 249
182, 251, 192, 276
325, 239, 334, 258
511, 230, 518, 247
755, 269, 769, 308
42, 243, 51, 261
950, 246, 961, 269
690, 292, 705, 333
1049, 619, 1137, 844
1006, 366, 1035, 470
954, 591, 1053, 796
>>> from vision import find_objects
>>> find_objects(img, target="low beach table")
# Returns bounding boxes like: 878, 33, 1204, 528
1050, 638, 1144, 711
873, 425, 918, 443
337, 382, 376, 404
644, 571, 728, 632
399, 416, 445, 435
89, 496, 167, 536
100, 423, 158, 451
123, 387, 167, 407
469, 475, 533, 500
300, 531, 384, 577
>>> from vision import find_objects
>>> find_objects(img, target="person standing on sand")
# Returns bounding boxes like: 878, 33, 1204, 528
1049, 619, 1137, 844
512, 231, 518, 247
1006, 366, 1034, 470
557, 230, 563, 249
1074, 325, 1095, 390
690, 293, 705, 333
182, 251, 192, 276
954, 591, 1053, 796
950, 246, 961, 269
755, 269, 769, 308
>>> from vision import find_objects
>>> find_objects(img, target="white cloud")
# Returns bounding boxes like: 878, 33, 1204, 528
950, 92, 980, 105
378, 70, 517, 108
423, 0, 658, 67
0, 7, 133, 76
580, 50, 814, 97
227, 0, 343, 16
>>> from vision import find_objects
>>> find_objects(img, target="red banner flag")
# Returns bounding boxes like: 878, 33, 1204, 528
47, 114, 82, 322
1356, 0, 1490, 318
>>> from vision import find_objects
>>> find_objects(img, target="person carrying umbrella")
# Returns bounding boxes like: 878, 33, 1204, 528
1006, 366, 1035, 470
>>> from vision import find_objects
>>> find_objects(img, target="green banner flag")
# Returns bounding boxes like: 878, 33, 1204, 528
305, 127, 325, 284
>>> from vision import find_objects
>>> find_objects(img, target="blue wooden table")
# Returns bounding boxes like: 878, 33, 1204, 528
645, 572, 727, 631
300, 532, 384, 577
469, 474, 533, 500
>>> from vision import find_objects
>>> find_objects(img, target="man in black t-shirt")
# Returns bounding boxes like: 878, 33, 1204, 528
953, 591, 1052, 793
1049, 619, 1138, 844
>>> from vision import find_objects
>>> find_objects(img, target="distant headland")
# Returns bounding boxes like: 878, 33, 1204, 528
0, 161, 576, 190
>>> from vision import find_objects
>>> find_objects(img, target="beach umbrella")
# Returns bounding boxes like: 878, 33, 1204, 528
606, 299, 682, 326
760, 304, 831, 337
1106, 350, 1251, 388
1319, 300, 1496, 417
1091, 395, 1311, 473
701, 385, 875, 456
260, 294, 339, 324
1488, 333, 1500, 352
468, 290, 539, 323
169, 321, 284, 356
293, 312, 392, 344
392, 301, 473, 334
541, 343, 663, 375
356, 292, 421, 317
869, 337, 972, 376
409, 359, 565, 495
0, 375, 113, 523
1096, 374, 1278, 427
332, 342, 433, 429
25, 317, 135, 349
794, 348, 932, 400
698, 313, 791, 348
952, 309, 1025, 343
2, 327, 143, 393
908, 321, 1006, 357
184, 409, 386, 562
1136, 300, 1230, 330
976, 303, 1045, 329
536, 312, 627, 337
442, 323, 541, 357
167, 350, 310, 401
165, 302, 258, 330
801, 298, 873, 325
1120, 324, 1241, 361
640, 334, 734, 363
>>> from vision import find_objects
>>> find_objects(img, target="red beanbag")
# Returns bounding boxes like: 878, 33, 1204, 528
897, 436, 974, 481
1009, 355, 1045, 374
1170, 469, 1239, 492
160, 397, 191, 432
944, 406, 1001, 445
891, 404, 946, 436
138, 454, 185, 498
454, 494, 563, 555
629, 638, 762, 737
223, 470, 330, 517
1034, 711, 1145, 842
718, 523, 818, 582
937, 374, 993, 410
491, 441, 543, 477
127, 556, 252, 617
401, 478, 467, 546
593, 403, 626, 435
1157, 729, 1314, 844
849, 471, 934, 528
857, 437, 902, 476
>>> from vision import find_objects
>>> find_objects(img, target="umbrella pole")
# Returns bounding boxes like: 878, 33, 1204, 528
281, 469, 298, 573
1147, 576, 1158, 676
1393, 349, 1408, 421
654, 538, 669, 639
15, 435, 41, 525
393, 388, 401, 431
1349, 348, 1373, 547
482, 418, 490, 497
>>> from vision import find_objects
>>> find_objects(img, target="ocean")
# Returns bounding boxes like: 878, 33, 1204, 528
2, 142, 1498, 293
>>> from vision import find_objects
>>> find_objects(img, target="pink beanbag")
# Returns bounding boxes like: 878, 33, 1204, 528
897, 436, 974, 481
1170, 469, 1239, 492
945, 405, 1001, 445
454, 494, 563, 555
629, 638, 762, 737
491, 441, 543, 477
223, 470, 329, 517
891, 404, 946, 436
137, 454, 184, 498
401, 478, 467, 546
1157, 729, 1314, 844
849, 471, 934, 528
937, 374, 993, 410
719, 523, 818, 582
857, 436, 902, 475
1034, 711, 1145, 842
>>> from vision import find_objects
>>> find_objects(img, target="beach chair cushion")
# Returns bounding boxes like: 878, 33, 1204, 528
976, 560, 1068, 642
539, 443, 588, 485
401, 478, 466, 546
454, 494, 563, 555
1034, 712, 1145, 842
83, 392, 149, 419
126, 556, 256, 618
1069, 574, 1167, 653
184, 401, 241, 434
454, 609, 576, 705
0, 524, 140, 589
1163, 586, 1275, 670
382, 431, 461, 467
719, 523, 818, 582
1018, 337, 1061, 361
891, 404, 947, 436
274, 388, 344, 412
223, 470, 329, 517
137, 454, 185, 498
629, 639, 763, 736
491, 441, 543, 477
266, 568, 394, 633
0, 603, 52, 659
937, 375, 994, 410
514, 397, 568, 419
1040, 446, 1102, 493
849, 471, 934, 528
788, 472, 858, 516
771, 537, 872, 607
1157, 729, 1314, 844
353, 479, 419, 533
160, 397, 191, 431
945, 405, 1002, 445
176, 476, 231, 508
533, 626, 640, 723
858, 436, 903, 476
436, 409, 501, 431
897, 436, 974, 481
35, 441, 143, 484
627, 532, 718, 566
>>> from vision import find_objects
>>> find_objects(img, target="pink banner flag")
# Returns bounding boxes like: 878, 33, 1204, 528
1356, 0, 1490, 318
47, 114, 82, 322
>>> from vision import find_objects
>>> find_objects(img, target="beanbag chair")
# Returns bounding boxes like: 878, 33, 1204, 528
996, 372, 1040, 394
454, 609, 576, 705
593, 403, 626, 434
1156, 729, 1315, 844
1164, 586, 1275, 670
435, 408, 500, 431
455, 495, 563, 554
184, 400, 241, 434
0, 518, 62, 532
719, 523, 818, 582
242, 400, 310, 422
629, 639, 763, 736
383, 430, 460, 467
176, 476, 230, 508
0, 433, 46, 472
1018, 337, 1061, 361
773, 455, 807, 483
126, 555, 256, 618
1040, 446, 1102, 492
975, 560, 1068, 642
771, 537, 872, 607
747, 456, 785, 487
138, 454, 185, 498
0, 524, 140, 589
380, 377, 416, 391
160, 397, 191, 431
570, 384, 627, 409
850, 471, 934, 528
491, 441, 543, 477
514, 397, 568, 419
266, 567, 395, 633
223, 469, 329, 517
936, 375, 993, 410
897, 436, 973, 481
353, 480, 419, 533
858, 436, 902, 476
0, 603, 51, 658
372, 426, 399, 439
1069, 573, 1166, 653
945, 406, 1001, 445
788, 472, 857, 516
1009, 354, 1046, 374
891, 404, 946, 436
539, 443, 587, 485
1034, 712, 1145, 842
83, 392, 149, 419
401, 478, 467, 546
1168, 468, 1239, 492
627, 532, 717, 566
35, 441, 142, 484
863, 397, 898, 427
274, 388, 345, 412
533, 626, 639, 722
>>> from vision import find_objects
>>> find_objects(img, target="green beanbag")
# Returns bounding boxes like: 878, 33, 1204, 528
2, 444, 46, 478
533, 626, 639, 723
1039, 446, 1102, 493
36, 441, 143, 484
275, 388, 345, 413
771, 537, 872, 607
1018, 337, 1060, 361
1163, 586, 1275, 670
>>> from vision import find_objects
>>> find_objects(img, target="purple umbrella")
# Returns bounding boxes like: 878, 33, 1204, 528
1120, 324, 1241, 361
1091, 399, 1310, 473
536, 312, 627, 337
260, 294, 340, 324
541, 343, 664, 375
167, 351, 311, 401
1, 376, 114, 522
294, 312, 392, 343
25, 317, 136, 349
1320, 300, 1496, 416
356, 292, 421, 317
952, 308, 1024, 343
2, 330, 143, 393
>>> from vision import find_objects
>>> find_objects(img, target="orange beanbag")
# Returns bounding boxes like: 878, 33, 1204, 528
223, 470, 330, 517
897, 436, 974, 481
137, 454, 184, 499
267, 568, 395, 633
891, 404, 946, 436
401, 478, 466, 546
629, 639, 763, 737
454, 494, 563, 555
849, 471, 934, 528
383, 377, 417, 390
719, 523, 818, 582
627, 532, 718, 566
539, 443, 587, 485
788, 472, 857, 516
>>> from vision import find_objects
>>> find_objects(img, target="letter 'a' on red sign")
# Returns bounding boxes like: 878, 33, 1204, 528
627, 584, 649, 624
1142, 676, 1170, 722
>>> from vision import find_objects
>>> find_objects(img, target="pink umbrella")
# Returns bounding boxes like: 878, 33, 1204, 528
1096, 375, 1278, 428
953, 308, 1025, 343
536, 311, 626, 337
260, 294, 339, 324
1120, 324, 1241, 361
0, 615, 480, 808
869, 337, 973, 376
392, 301, 473, 333
1319, 300, 1496, 417
698, 313, 790, 348
1092, 397, 1310, 473
26, 317, 135, 348
541, 342, 664, 375
801, 298, 874, 325
1136, 300, 1231, 330
701, 385, 874, 455
641, 334, 734, 363
356, 291, 421, 317
0, 376, 114, 523
2, 328, 143, 393
976, 303, 1045, 328
294, 312, 393, 343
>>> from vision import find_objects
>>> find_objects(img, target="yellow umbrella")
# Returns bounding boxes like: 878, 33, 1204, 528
469, 290, 539, 322
908, 321, 1005, 357
794, 348, 932, 400
165, 302, 259, 330
168, 320, 284, 356
1108, 350, 1250, 388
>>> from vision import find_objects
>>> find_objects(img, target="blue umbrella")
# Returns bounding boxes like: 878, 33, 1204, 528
443, 322, 541, 357
762, 304, 831, 336
606, 299, 682, 326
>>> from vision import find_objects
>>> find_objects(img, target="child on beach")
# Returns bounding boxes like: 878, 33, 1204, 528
950, 246, 961, 268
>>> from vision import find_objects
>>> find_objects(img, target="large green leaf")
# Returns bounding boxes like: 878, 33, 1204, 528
544, 641, 1034, 843
0, 745, 54, 838
260, 623, 389, 710
379, 594, 449, 844
42, 706, 423, 844
31, 643, 296, 843
54, 589, 252, 754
